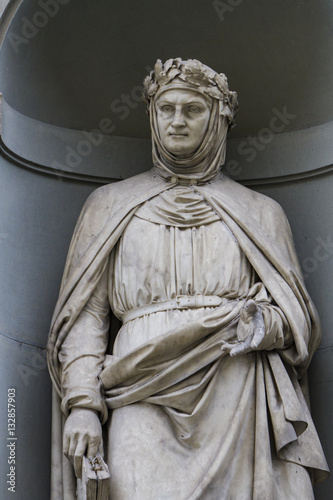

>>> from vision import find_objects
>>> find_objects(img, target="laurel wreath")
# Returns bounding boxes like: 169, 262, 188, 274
143, 58, 238, 125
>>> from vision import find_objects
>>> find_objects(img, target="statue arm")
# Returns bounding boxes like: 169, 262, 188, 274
58, 263, 111, 476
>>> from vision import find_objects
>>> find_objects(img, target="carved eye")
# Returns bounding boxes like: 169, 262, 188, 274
187, 105, 202, 113
161, 105, 174, 113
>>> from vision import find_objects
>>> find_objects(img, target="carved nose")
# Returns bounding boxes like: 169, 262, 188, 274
172, 111, 186, 128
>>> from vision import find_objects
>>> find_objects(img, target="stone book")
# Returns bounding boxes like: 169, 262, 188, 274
77, 456, 110, 500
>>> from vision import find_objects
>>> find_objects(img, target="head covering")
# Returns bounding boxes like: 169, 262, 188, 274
143, 58, 238, 183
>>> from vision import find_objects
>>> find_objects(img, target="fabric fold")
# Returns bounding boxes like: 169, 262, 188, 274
101, 300, 242, 407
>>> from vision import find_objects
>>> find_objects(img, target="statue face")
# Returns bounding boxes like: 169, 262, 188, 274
155, 89, 211, 156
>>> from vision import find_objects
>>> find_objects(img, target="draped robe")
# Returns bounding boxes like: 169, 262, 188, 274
47, 170, 329, 499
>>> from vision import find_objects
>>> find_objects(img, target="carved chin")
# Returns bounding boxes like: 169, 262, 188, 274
164, 138, 198, 156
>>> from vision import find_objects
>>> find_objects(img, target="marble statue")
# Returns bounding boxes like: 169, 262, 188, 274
47, 58, 329, 499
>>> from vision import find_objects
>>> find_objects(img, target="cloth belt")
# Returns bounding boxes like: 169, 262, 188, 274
121, 295, 225, 324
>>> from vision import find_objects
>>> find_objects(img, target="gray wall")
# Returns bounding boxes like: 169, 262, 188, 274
0, 150, 100, 498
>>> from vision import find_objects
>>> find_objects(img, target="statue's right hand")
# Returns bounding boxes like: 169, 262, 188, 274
63, 407, 102, 478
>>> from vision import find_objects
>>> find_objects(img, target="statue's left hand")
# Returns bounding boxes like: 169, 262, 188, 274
63, 407, 103, 478
221, 299, 265, 357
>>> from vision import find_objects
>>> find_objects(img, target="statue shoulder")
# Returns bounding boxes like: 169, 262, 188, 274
83, 170, 154, 214
216, 175, 288, 226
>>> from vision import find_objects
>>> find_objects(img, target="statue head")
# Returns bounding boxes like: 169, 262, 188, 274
154, 84, 212, 157
143, 58, 238, 127
143, 58, 238, 183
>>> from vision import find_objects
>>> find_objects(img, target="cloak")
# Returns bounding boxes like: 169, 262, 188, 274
47, 169, 329, 499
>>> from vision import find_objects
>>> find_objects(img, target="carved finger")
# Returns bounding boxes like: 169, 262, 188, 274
63, 433, 70, 458
230, 331, 255, 356
239, 300, 258, 325
87, 434, 101, 459
220, 341, 234, 353
244, 299, 258, 315
251, 329, 265, 349
68, 435, 78, 463
98, 437, 104, 458
73, 437, 87, 478
229, 342, 251, 357
251, 313, 265, 349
